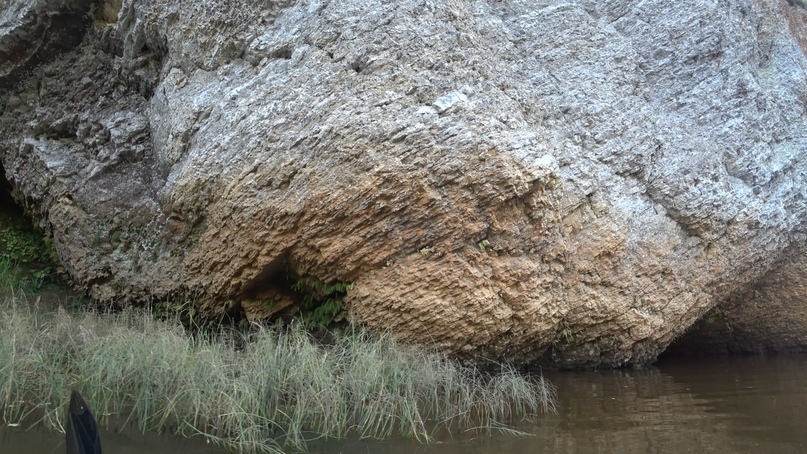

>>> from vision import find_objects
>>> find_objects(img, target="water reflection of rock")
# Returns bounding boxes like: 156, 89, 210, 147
534, 367, 721, 453
530, 357, 807, 454
657, 356, 807, 451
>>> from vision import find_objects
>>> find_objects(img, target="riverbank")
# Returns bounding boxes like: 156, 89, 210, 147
0, 290, 555, 453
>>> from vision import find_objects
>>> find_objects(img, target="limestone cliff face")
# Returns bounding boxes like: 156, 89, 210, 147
0, 0, 805, 367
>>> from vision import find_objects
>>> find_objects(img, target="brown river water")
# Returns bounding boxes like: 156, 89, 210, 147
3, 354, 806, 453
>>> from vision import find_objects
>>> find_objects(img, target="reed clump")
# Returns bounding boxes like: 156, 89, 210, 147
0, 293, 556, 453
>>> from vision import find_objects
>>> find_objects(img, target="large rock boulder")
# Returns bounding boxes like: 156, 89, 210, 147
0, 0, 805, 367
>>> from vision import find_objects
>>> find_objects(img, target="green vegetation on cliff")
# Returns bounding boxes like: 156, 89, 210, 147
0, 204, 57, 294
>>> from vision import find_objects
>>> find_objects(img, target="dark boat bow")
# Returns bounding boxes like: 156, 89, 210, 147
65, 390, 102, 454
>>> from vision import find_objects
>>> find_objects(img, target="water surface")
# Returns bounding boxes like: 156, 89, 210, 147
0, 425, 227, 453
4, 355, 806, 453
313, 355, 807, 453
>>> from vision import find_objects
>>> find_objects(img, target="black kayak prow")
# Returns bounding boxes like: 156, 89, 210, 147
65, 390, 102, 454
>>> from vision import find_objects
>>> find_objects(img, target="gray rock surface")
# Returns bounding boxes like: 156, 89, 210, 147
0, 0, 805, 367
0, 0, 95, 89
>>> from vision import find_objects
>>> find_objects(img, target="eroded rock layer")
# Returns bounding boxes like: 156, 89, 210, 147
1, 0, 805, 367
666, 243, 807, 356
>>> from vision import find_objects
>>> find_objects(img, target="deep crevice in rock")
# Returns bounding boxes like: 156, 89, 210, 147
0, 164, 23, 215
269, 46, 294, 60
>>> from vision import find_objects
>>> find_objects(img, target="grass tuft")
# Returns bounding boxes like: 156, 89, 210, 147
0, 293, 555, 453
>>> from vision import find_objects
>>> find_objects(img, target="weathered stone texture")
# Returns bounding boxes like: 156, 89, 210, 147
0, 0, 96, 89
667, 241, 807, 355
0, 0, 805, 367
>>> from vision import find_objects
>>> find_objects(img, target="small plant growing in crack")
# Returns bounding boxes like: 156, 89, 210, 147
290, 274, 355, 327
419, 246, 435, 257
